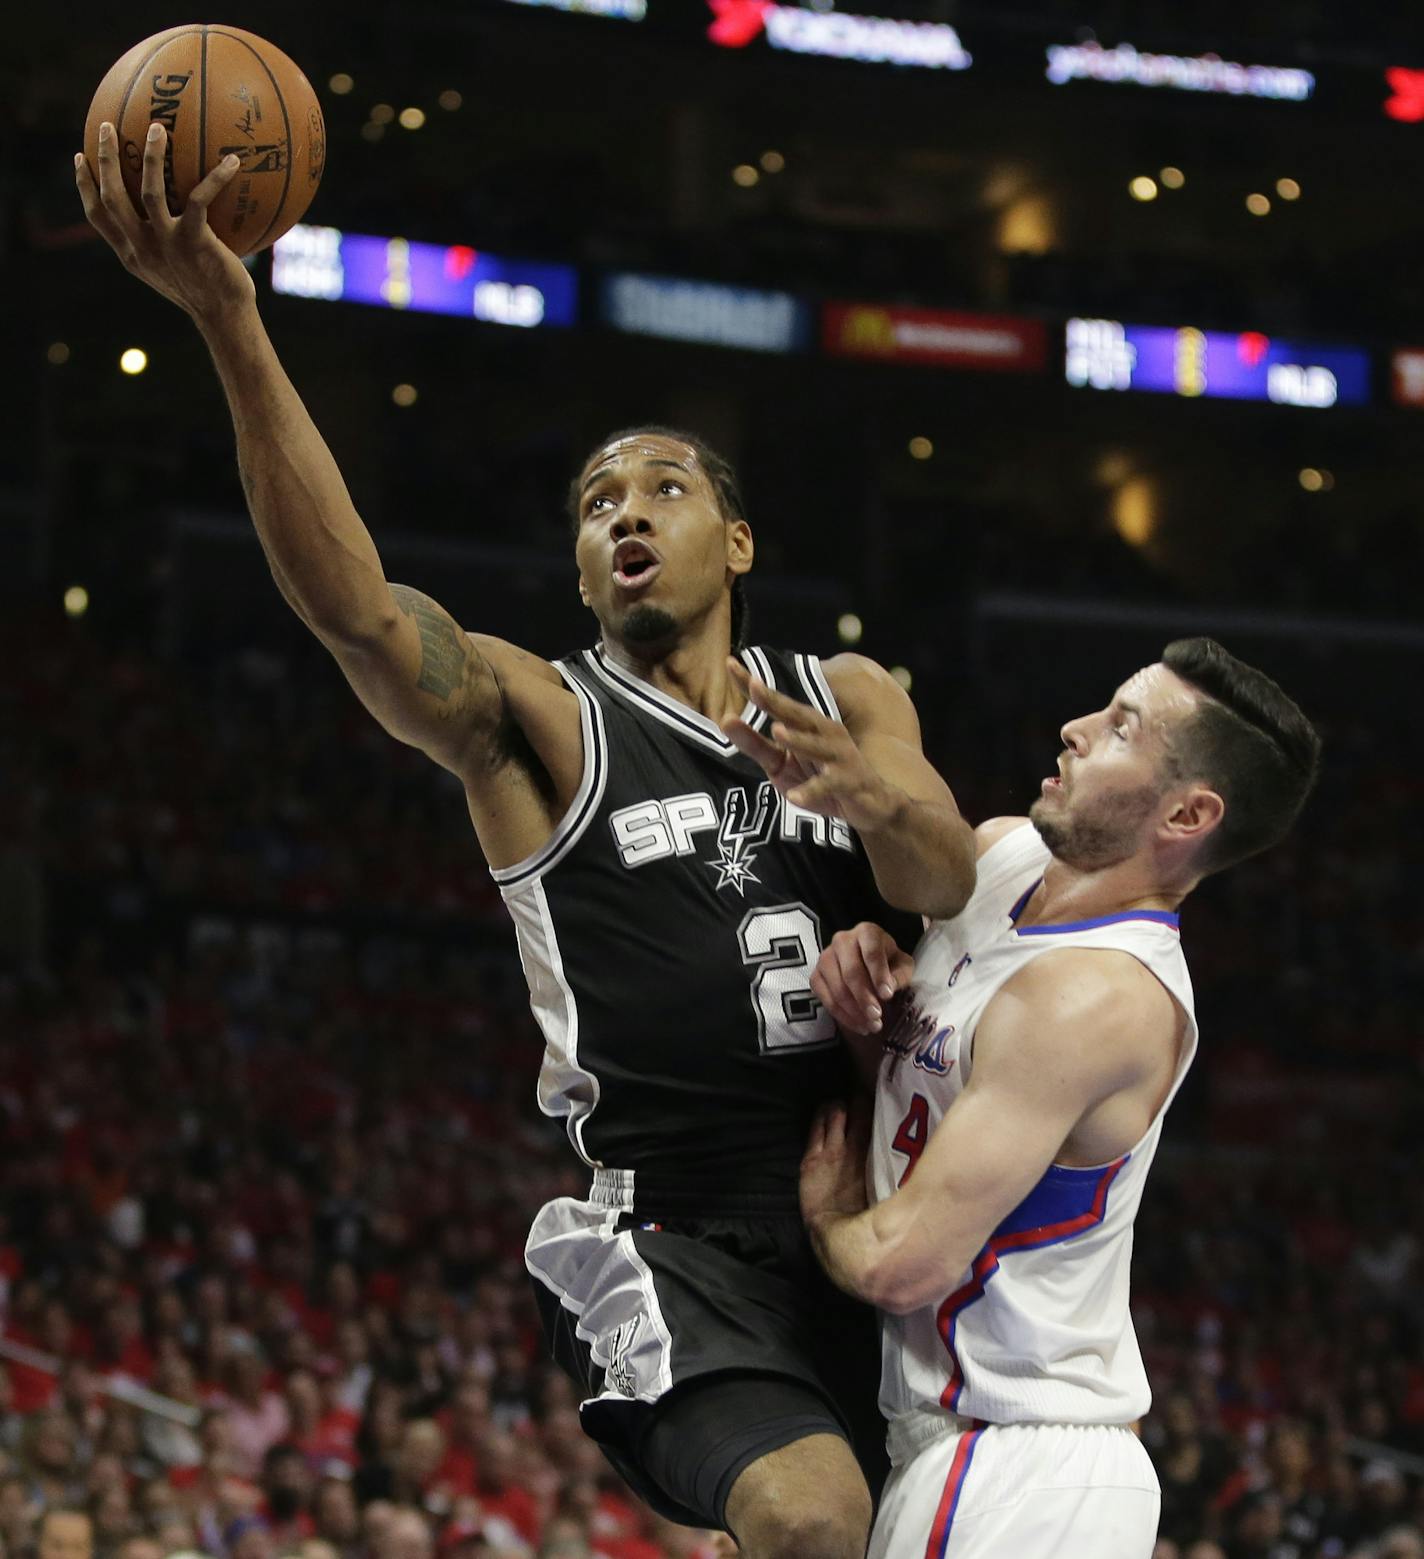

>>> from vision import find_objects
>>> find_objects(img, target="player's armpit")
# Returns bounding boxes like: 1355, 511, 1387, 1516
809, 950, 1170, 1315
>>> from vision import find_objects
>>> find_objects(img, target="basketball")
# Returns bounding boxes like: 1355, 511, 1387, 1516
83, 24, 325, 257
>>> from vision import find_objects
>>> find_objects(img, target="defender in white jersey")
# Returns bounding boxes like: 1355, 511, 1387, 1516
799, 639, 1321, 1559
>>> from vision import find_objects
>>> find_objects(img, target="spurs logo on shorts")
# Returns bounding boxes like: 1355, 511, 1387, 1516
605, 1317, 641, 1399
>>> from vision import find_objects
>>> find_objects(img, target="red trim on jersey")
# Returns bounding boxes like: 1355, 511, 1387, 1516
935, 1156, 1127, 1411
924, 1426, 985, 1558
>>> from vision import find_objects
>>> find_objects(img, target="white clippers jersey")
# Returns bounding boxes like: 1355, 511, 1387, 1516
871, 823, 1197, 1431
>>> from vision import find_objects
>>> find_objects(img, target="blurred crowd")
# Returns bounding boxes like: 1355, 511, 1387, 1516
1, 606, 1421, 1559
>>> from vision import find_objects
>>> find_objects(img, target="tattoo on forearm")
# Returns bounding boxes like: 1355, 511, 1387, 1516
390, 585, 464, 701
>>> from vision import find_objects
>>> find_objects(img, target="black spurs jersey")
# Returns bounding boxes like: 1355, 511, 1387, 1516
493, 644, 920, 1212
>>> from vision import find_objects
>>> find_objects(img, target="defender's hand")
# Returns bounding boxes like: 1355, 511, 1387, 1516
812, 922, 915, 1035
800, 1099, 871, 1229
75, 121, 256, 322
721, 659, 905, 832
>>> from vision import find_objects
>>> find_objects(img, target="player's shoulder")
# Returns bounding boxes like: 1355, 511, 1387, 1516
817, 651, 902, 698
975, 816, 1033, 859
1004, 943, 1172, 1009
466, 632, 569, 690
816, 653, 916, 737
989, 946, 1179, 1077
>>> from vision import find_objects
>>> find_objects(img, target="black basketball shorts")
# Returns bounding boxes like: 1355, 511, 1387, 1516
526, 1178, 888, 1531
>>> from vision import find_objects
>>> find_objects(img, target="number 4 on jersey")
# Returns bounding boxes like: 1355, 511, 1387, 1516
891, 1093, 931, 1185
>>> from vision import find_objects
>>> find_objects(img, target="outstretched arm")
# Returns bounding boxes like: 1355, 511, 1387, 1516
722, 655, 974, 919
75, 122, 564, 784
800, 949, 1169, 1315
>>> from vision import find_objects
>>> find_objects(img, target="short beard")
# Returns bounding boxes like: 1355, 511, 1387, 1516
620, 604, 680, 648
1030, 785, 1159, 870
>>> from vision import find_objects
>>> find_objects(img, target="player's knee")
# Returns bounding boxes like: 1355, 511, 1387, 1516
736, 1486, 871, 1559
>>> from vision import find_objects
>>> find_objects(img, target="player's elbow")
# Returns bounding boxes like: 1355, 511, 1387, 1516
920, 873, 974, 923
935, 822, 978, 917
865, 1274, 922, 1317
864, 1261, 947, 1317
893, 824, 977, 921
859, 1220, 970, 1317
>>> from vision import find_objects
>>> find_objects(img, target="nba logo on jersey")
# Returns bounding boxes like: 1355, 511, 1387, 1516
948, 953, 972, 986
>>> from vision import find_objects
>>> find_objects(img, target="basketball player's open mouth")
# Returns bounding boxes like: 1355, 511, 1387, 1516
612, 540, 663, 591
1041, 775, 1063, 793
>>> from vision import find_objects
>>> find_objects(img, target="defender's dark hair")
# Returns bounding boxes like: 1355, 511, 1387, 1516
1161, 637, 1321, 874
567, 425, 751, 649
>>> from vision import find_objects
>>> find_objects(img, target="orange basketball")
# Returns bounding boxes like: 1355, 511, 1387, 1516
84, 24, 326, 257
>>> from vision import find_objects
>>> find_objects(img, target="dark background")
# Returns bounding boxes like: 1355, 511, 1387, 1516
2, 5, 1422, 1559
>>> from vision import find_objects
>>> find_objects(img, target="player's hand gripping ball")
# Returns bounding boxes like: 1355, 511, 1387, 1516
83, 25, 325, 256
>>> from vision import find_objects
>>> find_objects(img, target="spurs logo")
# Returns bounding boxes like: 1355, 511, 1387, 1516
605, 1318, 639, 1397
610, 783, 852, 890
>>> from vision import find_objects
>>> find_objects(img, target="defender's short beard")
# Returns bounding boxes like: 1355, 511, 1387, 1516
1030, 786, 1158, 870
621, 604, 680, 646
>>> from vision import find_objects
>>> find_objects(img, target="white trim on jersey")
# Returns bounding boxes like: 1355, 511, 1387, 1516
583, 644, 774, 758
503, 876, 601, 1165
742, 644, 778, 700
794, 652, 841, 722
490, 666, 608, 889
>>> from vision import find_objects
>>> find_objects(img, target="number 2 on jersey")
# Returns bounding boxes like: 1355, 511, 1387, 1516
738, 902, 837, 1054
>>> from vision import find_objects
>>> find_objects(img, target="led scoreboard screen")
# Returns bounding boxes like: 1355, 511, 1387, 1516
272, 225, 578, 329
1065, 318, 1370, 407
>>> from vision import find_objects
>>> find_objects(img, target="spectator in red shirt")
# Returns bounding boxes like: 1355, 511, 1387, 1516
433, 1384, 490, 1499
309, 1369, 362, 1471
471, 1432, 539, 1549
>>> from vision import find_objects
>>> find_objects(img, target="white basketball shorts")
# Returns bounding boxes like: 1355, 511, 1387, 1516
870, 1419, 1160, 1559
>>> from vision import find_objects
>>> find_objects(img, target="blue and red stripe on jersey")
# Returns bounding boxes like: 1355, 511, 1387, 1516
935, 1155, 1128, 1412
923, 1424, 986, 1558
